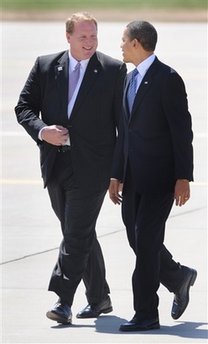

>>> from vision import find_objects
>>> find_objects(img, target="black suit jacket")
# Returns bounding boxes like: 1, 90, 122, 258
111, 57, 193, 194
15, 51, 126, 192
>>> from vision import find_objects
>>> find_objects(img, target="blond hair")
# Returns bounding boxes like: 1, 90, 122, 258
66, 12, 97, 33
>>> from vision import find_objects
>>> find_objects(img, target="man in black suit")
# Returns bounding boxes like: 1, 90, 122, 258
15, 12, 126, 325
109, 21, 197, 331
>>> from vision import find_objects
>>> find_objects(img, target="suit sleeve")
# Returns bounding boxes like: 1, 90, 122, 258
110, 63, 127, 181
111, 106, 126, 181
162, 70, 194, 181
113, 63, 127, 128
14, 57, 47, 143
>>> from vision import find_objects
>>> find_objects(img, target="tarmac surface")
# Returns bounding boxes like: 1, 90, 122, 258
1, 21, 207, 343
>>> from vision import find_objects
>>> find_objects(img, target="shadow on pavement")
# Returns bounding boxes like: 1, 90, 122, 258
94, 317, 208, 339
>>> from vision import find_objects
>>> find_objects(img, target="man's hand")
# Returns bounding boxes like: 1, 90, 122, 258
174, 179, 190, 206
41, 125, 69, 146
109, 179, 123, 205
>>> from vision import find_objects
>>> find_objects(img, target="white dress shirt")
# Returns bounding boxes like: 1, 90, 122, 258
134, 54, 156, 91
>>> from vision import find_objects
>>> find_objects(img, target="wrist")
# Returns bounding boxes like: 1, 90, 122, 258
38, 126, 47, 141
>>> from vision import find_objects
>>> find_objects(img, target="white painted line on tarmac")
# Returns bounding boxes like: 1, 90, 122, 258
0, 179, 42, 185
191, 182, 208, 186
0, 131, 27, 136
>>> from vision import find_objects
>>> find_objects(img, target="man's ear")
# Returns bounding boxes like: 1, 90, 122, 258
133, 38, 140, 48
132, 39, 137, 47
66, 32, 71, 43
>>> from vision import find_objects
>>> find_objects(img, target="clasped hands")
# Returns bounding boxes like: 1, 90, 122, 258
109, 179, 190, 207
41, 125, 69, 146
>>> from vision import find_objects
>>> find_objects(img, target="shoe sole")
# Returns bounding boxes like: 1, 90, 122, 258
46, 310, 72, 325
100, 306, 113, 315
76, 306, 113, 319
172, 269, 197, 320
119, 323, 160, 332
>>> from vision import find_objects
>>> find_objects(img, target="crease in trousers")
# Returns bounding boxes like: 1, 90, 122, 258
46, 151, 110, 306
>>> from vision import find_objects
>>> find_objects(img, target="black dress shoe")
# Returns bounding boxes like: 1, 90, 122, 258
46, 301, 72, 324
76, 296, 113, 318
171, 266, 197, 320
119, 316, 160, 332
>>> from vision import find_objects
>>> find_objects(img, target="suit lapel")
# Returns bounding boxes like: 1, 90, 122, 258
69, 53, 102, 120
126, 58, 160, 122
55, 51, 69, 123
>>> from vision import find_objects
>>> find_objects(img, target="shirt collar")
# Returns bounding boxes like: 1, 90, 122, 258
68, 51, 90, 71
136, 54, 156, 77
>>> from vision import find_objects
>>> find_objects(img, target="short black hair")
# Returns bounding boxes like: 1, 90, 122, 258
126, 21, 157, 51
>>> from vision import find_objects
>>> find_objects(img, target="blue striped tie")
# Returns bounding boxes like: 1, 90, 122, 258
127, 68, 138, 113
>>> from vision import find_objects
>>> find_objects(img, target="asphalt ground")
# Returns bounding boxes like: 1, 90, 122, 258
1, 21, 207, 343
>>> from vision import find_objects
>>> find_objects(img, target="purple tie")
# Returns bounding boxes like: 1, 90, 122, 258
127, 68, 139, 113
68, 62, 81, 102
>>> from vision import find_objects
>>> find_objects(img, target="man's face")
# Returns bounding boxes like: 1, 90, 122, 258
120, 28, 136, 64
66, 20, 98, 61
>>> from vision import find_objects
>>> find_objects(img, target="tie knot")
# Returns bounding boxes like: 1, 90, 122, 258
132, 68, 138, 78
74, 62, 81, 71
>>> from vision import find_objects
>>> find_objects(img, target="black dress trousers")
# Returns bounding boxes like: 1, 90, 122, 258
122, 167, 183, 319
46, 151, 110, 305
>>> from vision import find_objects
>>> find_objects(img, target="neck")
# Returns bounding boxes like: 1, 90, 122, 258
134, 51, 153, 66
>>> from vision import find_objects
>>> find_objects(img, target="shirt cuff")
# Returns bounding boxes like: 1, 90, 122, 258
38, 127, 46, 141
